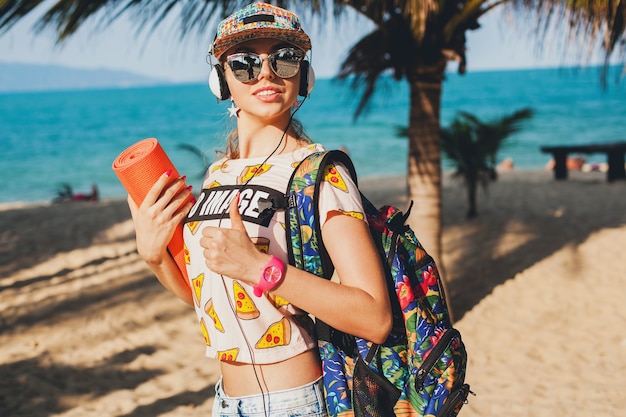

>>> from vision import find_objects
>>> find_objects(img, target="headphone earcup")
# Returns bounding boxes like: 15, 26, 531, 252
299, 60, 315, 97
208, 64, 230, 100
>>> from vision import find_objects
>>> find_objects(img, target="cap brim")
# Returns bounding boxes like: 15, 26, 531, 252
212, 28, 311, 59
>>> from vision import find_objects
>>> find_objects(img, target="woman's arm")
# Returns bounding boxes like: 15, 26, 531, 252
128, 170, 195, 305
201, 197, 392, 343
280, 212, 392, 343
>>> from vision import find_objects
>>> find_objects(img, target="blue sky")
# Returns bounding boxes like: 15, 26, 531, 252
0, 5, 612, 82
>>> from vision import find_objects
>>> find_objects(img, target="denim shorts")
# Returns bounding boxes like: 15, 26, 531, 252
212, 376, 327, 417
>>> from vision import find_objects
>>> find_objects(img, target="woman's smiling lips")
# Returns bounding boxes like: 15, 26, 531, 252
253, 86, 281, 101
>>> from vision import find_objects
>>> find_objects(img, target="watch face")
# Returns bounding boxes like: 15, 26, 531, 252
263, 265, 282, 283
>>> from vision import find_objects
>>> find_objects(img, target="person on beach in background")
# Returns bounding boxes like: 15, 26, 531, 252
497, 157, 514, 172
53, 183, 99, 203
127, 3, 391, 416
544, 155, 587, 171
72, 184, 99, 202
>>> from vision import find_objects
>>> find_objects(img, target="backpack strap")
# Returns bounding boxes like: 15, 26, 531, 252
284, 149, 364, 355
284, 150, 357, 279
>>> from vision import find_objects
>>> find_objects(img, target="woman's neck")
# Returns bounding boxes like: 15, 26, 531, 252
236, 118, 301, 159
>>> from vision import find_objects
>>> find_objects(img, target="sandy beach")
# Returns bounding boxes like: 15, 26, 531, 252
1, 169, 625, 417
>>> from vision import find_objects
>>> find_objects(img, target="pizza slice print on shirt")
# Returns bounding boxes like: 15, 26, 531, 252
233, 281, 260, 319
204, 299, 225, 332
323, 163, 348, 192
217, 347, 239, 362
191, 273, 204, 306
206, 180, 221, 189
186, 221, 200, 235
252, 237, 270, 254
183, 243, 191, 265
273, 295, 291, 309
238, 163, 272, 184
200, 318, 210, 346
211, 163, 227, 173
255, 318, 292, 349
338, 209, 365, 221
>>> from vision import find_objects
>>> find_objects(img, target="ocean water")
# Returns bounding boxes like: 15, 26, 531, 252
1, 66, 624, 204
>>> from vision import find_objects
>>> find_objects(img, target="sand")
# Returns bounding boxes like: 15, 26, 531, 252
1, 169, 625, 416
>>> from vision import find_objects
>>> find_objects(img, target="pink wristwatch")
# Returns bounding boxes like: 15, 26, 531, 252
253, 255, 285, 297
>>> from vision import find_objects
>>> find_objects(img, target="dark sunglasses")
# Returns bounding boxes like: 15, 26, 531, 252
225, 47, 305, 83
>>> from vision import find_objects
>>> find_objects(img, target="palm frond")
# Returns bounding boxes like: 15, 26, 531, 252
507, 0, 626, 85
0, 0, 47, 33
337, 5, 420, 118
0, 1, 347, 42
441, 107, 533, 178
337, 28, 395, 118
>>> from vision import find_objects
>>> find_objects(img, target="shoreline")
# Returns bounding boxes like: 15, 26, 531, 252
0, 167, 610, 210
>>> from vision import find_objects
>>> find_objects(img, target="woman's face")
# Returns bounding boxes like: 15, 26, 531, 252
222, 38, 303, 122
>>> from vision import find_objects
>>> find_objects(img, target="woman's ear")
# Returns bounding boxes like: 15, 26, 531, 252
209, 64, 231, 100
299, 61, 315, 97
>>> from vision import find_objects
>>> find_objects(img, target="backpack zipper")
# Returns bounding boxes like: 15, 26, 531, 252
435, 383, 473, 417
414, 328, 461, 390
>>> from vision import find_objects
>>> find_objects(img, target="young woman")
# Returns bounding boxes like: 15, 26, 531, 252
128, 3, 392, 416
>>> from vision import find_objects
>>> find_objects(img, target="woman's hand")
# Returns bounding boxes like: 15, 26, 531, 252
200, 194, 267, 283
128, 170, 194, 266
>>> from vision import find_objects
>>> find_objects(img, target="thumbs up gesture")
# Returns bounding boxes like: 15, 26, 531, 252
200, 194, 267, 283
227, 192, 247, 233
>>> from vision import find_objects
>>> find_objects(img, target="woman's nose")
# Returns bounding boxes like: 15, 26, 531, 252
256, 56, 275, 80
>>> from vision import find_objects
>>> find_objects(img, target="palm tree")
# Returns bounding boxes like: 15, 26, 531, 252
440, 108, 533, 218
332, 0, 624, 269
1, 0, 624, 298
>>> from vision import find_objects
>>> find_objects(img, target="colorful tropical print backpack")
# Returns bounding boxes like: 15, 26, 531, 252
284, 150, 472, 417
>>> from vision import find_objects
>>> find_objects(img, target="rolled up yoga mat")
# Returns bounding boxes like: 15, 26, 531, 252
112, 138, 190, 288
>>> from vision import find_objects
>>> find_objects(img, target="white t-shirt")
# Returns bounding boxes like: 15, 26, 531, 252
183, 143, 365, 364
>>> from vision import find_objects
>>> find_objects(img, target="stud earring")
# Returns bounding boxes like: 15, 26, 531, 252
228, 99, 240, 118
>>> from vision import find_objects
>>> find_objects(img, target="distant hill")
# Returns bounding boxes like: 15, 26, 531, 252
0, 62, 170, 92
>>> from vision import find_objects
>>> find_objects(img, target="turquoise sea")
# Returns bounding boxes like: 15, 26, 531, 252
1, 66, 624, 204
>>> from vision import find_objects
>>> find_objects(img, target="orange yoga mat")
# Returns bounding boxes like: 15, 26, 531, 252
112, 138, 190, 288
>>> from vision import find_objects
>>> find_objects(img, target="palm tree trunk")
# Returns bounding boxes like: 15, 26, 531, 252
406, 62, 455, 320
467, 179, 478, 218
405, 73, 443, 263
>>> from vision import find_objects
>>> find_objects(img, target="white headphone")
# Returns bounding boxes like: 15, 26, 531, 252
208, 61, 316, 100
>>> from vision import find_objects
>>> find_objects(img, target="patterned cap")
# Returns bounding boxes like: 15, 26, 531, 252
210, 2, 311, 59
